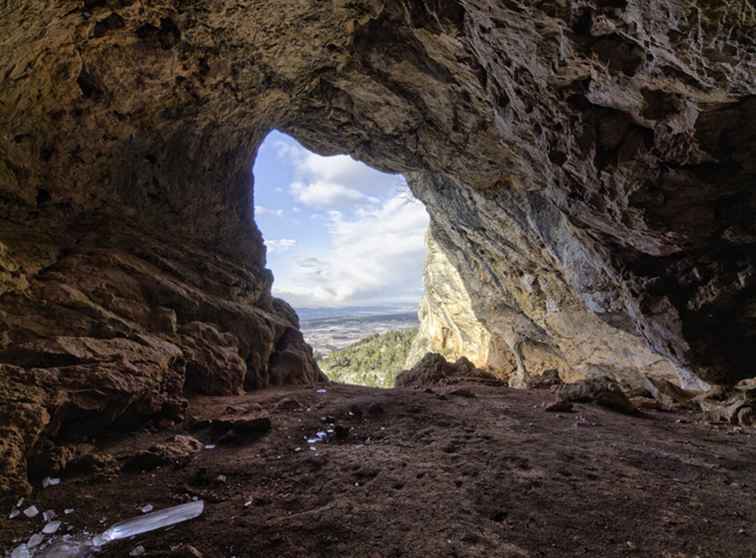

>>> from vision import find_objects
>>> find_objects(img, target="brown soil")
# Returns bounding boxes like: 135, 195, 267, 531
2, 383, 755, 557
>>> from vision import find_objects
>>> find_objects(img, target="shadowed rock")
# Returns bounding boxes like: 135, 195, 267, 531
396, 353, 504, 388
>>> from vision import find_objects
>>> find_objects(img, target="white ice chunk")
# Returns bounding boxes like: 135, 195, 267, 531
42, 477, 61, 488
23, 505, 39, 518
140, 504, 154, 514
129, 545, 145, 556
10, 543, 30, 558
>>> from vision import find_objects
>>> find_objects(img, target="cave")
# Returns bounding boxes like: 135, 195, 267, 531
1, 0, 755, 555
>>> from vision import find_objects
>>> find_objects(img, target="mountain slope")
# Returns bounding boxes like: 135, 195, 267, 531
318, 329, 418, 388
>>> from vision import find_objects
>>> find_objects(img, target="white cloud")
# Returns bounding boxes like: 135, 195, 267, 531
266, 239, 297, 253
273, 189, 429, 307
255, 205, 284, 217
290, 180, 380, 208
276, 141, 403, 209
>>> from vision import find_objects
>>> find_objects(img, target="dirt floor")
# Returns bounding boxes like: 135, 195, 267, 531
2, 382, 755, 557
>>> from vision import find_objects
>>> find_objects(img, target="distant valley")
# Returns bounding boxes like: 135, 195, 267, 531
297, 306, 419, 358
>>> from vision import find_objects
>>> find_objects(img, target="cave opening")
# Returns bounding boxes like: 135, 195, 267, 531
252, 131, 428, 387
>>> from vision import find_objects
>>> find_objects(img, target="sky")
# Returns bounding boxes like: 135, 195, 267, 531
252, 131, 429, 309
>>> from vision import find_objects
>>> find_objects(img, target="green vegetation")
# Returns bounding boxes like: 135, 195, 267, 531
318, 328, 418, 388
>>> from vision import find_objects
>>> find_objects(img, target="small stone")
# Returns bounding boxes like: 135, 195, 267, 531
42, 477, 61, 488
316, 388, 328, 394
130, 545, 146, 556
27, 533, 45, 548
9, 509, 20, 519
64, 509, 74, 515
141, 504, 154, 514
43, 520, 62, 534
216, 474, 227, 484
23, 506, 39, 518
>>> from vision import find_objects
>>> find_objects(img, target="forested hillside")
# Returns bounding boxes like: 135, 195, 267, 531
318, 329, 418, 387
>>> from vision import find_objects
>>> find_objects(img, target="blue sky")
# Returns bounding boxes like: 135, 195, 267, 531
252, 131, 429, 308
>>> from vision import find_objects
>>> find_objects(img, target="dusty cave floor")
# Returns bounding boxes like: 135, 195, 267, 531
2, 383, 756, 558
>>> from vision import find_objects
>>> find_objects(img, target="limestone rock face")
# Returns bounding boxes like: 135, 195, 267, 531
410, 189, 697, 391
1, 0, 754, 493
406, 231, 514, 375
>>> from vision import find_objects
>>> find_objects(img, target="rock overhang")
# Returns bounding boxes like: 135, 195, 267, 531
0, 0, 755, 494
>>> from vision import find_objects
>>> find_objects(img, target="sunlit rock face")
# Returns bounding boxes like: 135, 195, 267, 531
406, 230, 515, 375
409, 178, 696, 391
0, 0, 754, 493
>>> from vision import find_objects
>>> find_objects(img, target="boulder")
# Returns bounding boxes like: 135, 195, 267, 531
396, 353, 503, 388
556, 377, 638, 416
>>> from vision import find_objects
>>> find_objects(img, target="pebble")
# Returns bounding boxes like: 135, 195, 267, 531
27, 533, 45, 548
130, 545, 146, 556
43, 521, 62, 535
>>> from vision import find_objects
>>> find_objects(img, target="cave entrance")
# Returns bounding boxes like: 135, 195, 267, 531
252, 131, 428, 388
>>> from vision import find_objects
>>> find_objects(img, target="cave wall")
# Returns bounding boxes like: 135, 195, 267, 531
1, 0, 754, 493
409, 176, 696, 391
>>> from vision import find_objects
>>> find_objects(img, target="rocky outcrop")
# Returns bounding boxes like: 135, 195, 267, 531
396, 353, 503, 388
1, 0, 754, 493
0, 214, 323, 495
406, 231, 514, 375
